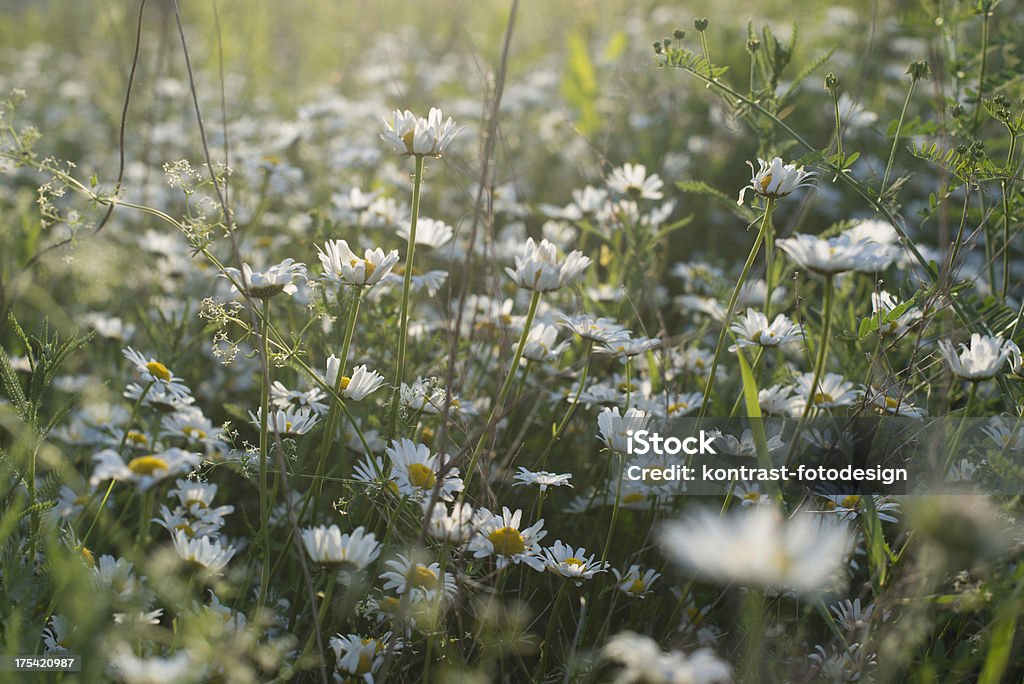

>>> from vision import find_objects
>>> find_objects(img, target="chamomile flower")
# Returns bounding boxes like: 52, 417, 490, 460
737, 157, 818, 205
821, 494, 900, 523
469, 507, 547, 570
714, 429, 785, 458
603, 631, 732, 684
167, 478, 231, 516
400, 377, 467, 415
612, 565, 661, 598
248, 406, 319, 437
42, 615, 74, 653
777, 233, 896, 274
596, 336, 662, 359
385, 438, 463, 501
90, 448, 201, 490
379, 555, 457, 602
660, 506, 852, 595
318, 239, 399, 289
222, 259, 306, 299
381, 106, 461, 157
504, 237, 591, 292
153, 504, 224, 539
108, 646, 196, 684
598, 407, 652, 453
171, 530, 236, 574
521, 323, 570, 363
122, 347, 191, 399
512, 467, 573, 491
557, 313, 632, 345
159, 409, 228, 455
543, 541, 609, 584
794, 372, 859, 410
301, 525, 381, 571
870, 290, 921, 337
831, 598, 880, 633
606, 163, 664, 200
643, 392, 704, 419
124, 382, 195, 412
938, 333, 1016, 380
93, 554, 153, 606
866, 388, 927, 418
326, 360, 386, 401
426, 502, 476, 545
759, 384, 802, 417
271, 381, 328, 415
397, 217, 453, 248
728, 309, 803, 351
330, 633, 393, 682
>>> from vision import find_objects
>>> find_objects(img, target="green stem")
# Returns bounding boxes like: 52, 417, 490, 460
971, 7, 991, 132
258, 297, 272, 611
600, 451, 624, 567
389, 154, 426, 438
761, 198, 777, 318
538, 341, 593, 469
800, 274, 835, 421
536, 582, 569, 679
881, 79, 917, 195
460, 290, 541, 497
832, 89, 844, 160
697, 210, 773, 420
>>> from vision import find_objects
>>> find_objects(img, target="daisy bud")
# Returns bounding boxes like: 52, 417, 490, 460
693, 17, 709, 32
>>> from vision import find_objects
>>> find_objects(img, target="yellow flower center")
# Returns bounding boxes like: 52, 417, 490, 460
408, 463, 437, 489
813, 392, 835, 405
355, 639, 378, 675
128, 455, 169, 476
488, 526, 526, 556
126, 431, 148, 445
174, 522, 196, 537
759, 173, 773, 193
379, 596, 401, 614
402, 130, 416, 152
628, 578, 646, 595
145, 361, 172, 382
667, 402, 689, 415
185, 497, 208, 509
350, 259, 376, 279
420, 426, 435, 445
409, 565, 438, 589
563, 557, 585, 568
884, 397, 900, 409
340, 376, 352, 390
622, 493, 647, 504
841, 495, 862, 509
184, 426, 207, 440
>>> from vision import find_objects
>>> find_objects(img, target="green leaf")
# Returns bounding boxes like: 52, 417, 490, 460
561, 31, 601, 136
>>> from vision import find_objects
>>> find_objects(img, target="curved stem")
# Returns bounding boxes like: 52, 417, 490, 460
600, 451, 625, 567
881, 79, 917, 195
538, 340, 593, 469
257, 297, 272, 611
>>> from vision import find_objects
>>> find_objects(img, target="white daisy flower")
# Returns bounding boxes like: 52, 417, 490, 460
271, 381, 328, 415
595, 336, 662, 359
109, 645, 196, 684
397, 217, 453, 248
381, 106, 461, 157
728, 308, 803, 351
222, 258, 306, 299
42, 615, 74, 654
159, 409, 228, 455
385, 438, 462, 502
714, 429, 785, 458
606, 163, 664, 200
426, 502, 476, 545
171, 530, 236, 574
521, 323, 570, 363
248, 406, 319, 437
758, 384, 802, 417
468, 507, 547, 570
504, 237, 591, 292
598, 407, 652, 453
737, 156, 818, 205
122, 347, 191, 399
325, 360, 386, 401
777, 233, 896, 274
612, 564, 661, 598
90, 448, 201, 491
660, 506, 852, 595
938, 333, 1016, 380
379, 554, 457, 602
870, 290, 921, 337
301, 525, 381, 571
603, 631, 732, 684
318, 239, 399, 289
124, 382, 196, 412
557, 313, 632, 345
821, 494, 900, 523
866, 388, 927, 418
512, 467, 573, 491
794, 372, 859, 410
543, 540, 609, 584
330, 633, 396, 682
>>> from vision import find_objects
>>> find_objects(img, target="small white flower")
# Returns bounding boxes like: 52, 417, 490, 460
318, 239, 399, 289
603, 631, 732, 684
468, 507, 546, 570
728, 309, 803, 351
90, 448, 201, 491
301, 525, 381, 570
598, 407, 651, 453
606, 163, 664, 200
596, 336, 661, 359
398, 217, 453, 248
426, 502, 476, 545
122, 347, 191, 399
557, 313, 632, 345
794, 372, 859, 410
379, 554, 457, 602
504, 237, 591, 292
385, 438, 463, 502
521, 323, 570, 363
660, 506, 852, 595
938, 333, 1015, 380
512, 467, 573, 491
738, 156, 818, 205
381, 106, 461, 157
612, 564, 661, 598
222, 259, 306, 299
172, 530, 236, 574
777, 233, 896, 274
870, 290, 921, 337
248, 406, 319, 437
543, 540, 608, 584
326, 360, 386, 401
